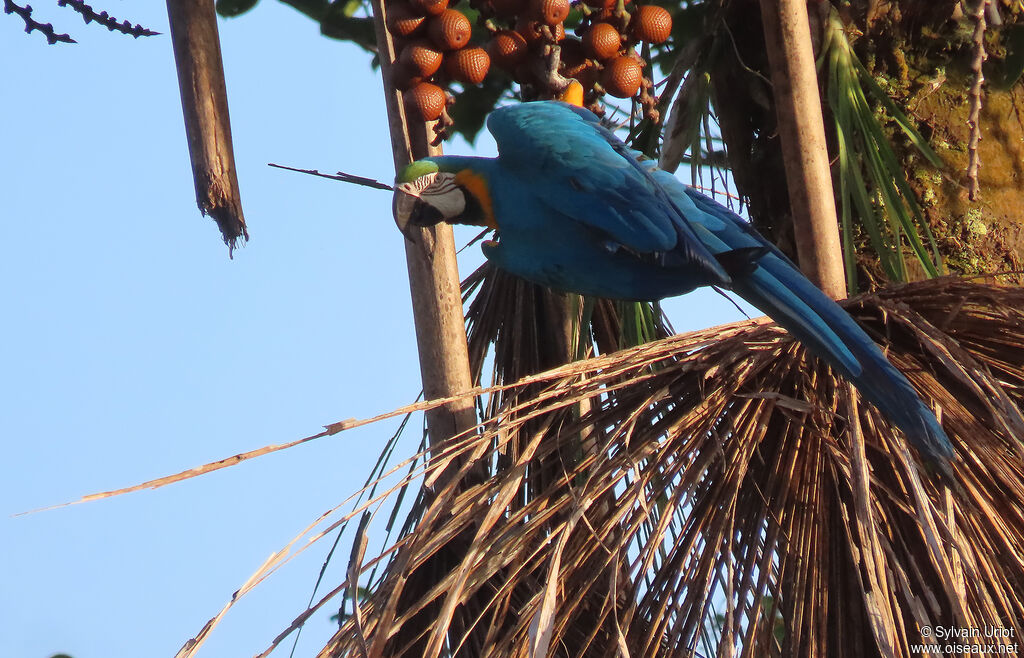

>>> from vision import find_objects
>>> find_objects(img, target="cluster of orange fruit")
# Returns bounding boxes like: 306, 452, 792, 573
386, 0, 672, 123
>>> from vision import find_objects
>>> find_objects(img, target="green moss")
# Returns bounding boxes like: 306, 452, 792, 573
964, 208, 988, 237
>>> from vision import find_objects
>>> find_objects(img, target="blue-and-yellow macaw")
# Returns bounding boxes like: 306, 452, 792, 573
393, 101, 953, 464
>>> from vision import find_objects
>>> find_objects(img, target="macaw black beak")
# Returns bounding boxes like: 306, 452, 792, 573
393, 190, 445, 240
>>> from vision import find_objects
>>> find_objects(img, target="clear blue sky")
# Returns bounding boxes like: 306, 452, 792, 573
2, 5, 751, 656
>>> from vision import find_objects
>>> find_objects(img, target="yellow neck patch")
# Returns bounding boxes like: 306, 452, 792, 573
558, 80, 585, 107
454, 169, 498, 230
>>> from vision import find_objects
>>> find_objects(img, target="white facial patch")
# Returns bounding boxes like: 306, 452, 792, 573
396, 171, 438, 198
400, 172, 465, 220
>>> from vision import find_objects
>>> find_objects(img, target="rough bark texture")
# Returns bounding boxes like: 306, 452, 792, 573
166, 0, 248, 252
714, 0, 1024, 291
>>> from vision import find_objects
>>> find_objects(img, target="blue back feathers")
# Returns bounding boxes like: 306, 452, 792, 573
438, 101, 954, 463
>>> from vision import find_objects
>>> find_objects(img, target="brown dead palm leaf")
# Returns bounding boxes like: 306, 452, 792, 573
463, 262, 675, 380
460, 263, 679, 655
462, 262, 674, 507
318, 277, 1024, 658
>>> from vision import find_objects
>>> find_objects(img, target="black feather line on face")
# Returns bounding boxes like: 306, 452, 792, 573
457, 186, 490, 227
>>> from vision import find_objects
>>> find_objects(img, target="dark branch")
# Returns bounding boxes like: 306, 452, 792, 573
268, 163, 395, 191
57, 0, 160, 38
4, 0, 76, 44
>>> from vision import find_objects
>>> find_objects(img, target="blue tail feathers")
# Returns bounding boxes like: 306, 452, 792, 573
680, 187, 954, 462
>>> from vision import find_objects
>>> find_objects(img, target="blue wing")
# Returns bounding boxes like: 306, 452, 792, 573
485, 102, 731, 287
481, 100, 951, 462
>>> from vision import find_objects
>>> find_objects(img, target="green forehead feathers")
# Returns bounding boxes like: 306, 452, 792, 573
396, 160, 440, 184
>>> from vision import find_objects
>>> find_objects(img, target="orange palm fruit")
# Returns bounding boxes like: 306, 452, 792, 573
583, 22, 621, 60
428, 8, 472, 50
406, 82, 447, 120
445, 47, 491, 84
632, 5, 671, 44
601, 55, 642, 97
400, 39, 444, 77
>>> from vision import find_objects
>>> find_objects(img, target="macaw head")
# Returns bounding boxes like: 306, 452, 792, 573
393, 161, 461, 238
391, 154, 499, 239
394, 160, 498, 239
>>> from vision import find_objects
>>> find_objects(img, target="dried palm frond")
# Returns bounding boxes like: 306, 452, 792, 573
455, 264, 676, 655
463, 262, 674, 385
318, 278, 1024, 658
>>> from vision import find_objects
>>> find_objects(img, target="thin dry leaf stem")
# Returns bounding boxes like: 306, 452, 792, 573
845, 383, 898, 657
347, 514, 373, 658
897, 439, 972, 630
256, 580, 349, 658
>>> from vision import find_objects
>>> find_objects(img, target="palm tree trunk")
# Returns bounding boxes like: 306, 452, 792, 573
365, 2, 481, 655
758, 0, 847, 298
369, 0, 476, 456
